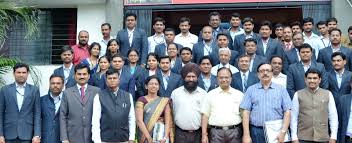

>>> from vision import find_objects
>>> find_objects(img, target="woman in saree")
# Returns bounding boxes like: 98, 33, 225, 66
136, 75, 172, 143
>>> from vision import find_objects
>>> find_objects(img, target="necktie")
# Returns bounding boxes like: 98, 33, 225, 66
243, 73, 247, 92
285, 43, 290, 51
80, 87, 85, 101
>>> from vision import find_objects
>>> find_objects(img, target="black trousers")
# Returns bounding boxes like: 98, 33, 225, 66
175, 126, 201, 143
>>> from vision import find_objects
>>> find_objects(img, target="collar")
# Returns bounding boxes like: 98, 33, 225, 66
15, 82, 27, 88
240, 71, 249, 76
162, 71, 171, 77
308, 87, 320, 93
109, 87, 120, 94
77, 84, 88, 90
179, 32, 191, 37
274, 72, 285, 78
127, 28, 135, 33
181, 86, 201, 94
301, 61, 312, 67
331, 44, 341, 50
63, 63, 73, 70
335, 69, 344, 76
284, 41, 292, 45
101, 36, 113, 43
229, 27, 243, 32
217, 86, 234, 94
261, 38, 269, 43
220, 63, 230, 68
303, 32, 319, 39
50, 92, 63, 100
214, 27, 220, 32
154, 33, 164, 38
201, 73, 211, 79
245, 32, 254, 37
257, 82, 274, 89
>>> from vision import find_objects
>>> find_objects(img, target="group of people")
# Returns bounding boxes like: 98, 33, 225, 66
1, 11, 352, 143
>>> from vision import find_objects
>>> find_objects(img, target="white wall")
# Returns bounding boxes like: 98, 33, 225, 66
2, 65, 60, 96
332, 0, 352, 35
77, 4, 106, 44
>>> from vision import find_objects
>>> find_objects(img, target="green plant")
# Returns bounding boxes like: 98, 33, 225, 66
0, 2, 41, 87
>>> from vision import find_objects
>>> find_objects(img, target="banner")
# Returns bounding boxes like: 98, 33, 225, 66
124, 0, 329, 5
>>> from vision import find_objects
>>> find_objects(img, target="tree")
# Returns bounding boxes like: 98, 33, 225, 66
0, 1, 40, 87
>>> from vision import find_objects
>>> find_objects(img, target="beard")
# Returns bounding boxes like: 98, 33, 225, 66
184, 81, 198, 92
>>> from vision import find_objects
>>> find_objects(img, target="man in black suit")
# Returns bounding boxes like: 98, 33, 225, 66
154, 28, 183, 57
116, 12, 148, 65
172, 47, 193, 74
193, 26, 218, 65
233, 17, 260, 55
231, 54, 259, 92
243, 38, 267, 72
0, 63, 41, 143
199, 12, 233, 50
318, 28, 352, 72
256, 20, 284, 60
41, 75, 65, 143
157, 56, 183, 97
328, 52, 352, 106
198, 56, 217, 92
287, 43, 328, 98
53, 45, 76, 89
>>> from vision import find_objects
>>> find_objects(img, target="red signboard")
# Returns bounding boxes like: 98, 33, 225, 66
124, 0, 328, 5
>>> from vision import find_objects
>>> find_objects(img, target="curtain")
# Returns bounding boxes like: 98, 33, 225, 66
125, 9, 153, 36
302, 3, 331, 26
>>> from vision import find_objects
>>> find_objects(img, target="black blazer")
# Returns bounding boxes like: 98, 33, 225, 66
231, 72, 259, 92
0, 83, 41, 140
53, 66, 76, 88
338, 94, 352, 143
250, 55, 267, 72
317, 46, 352, 72
197, 75, 218, 92
233, 33, 261, 55
41, 94, 63, 143
286, 61, 329, 98
283, 47, 316, 74
256, 38, 284, 60
192, 41, 218, 65
156, 71, 183, 97
328, 70, 352, 105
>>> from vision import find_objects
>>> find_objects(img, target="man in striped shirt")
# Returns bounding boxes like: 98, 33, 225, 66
240, 63, 292, 143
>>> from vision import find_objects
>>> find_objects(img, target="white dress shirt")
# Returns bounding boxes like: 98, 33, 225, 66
203, 41, 213, 56
290, 89, 338, 141
171, 86, 207, 130
303, 32, 324, 58
15, 82, 26, 111
211, 63, 239, 76
346, 99, 352, 136
91, 89, 136, 142
271, 73, 287, 88
174, 32, 198, 50
98, 36, 113, 57
229, 27, 244, 41
127, 28, 135, 47
148, 34, 165, 53
63, 63, 73, 85
50, 92, 63, 114
335, 70, 344, 89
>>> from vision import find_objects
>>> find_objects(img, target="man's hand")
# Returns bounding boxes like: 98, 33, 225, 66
32, 136, 40, 143
329, 139, 336, 143
277, 131, 286, 143
62, 140, 70, 143
128, 140, 134, 143
292, 140, 299, 143
242, 134, 252, 143
0, 136, 5, 143
201, 134, 208, 143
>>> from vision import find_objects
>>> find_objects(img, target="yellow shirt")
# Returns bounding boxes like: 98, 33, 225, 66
201, 87, 244, 126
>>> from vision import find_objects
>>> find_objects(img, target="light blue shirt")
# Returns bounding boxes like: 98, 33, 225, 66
15, 82, 26, 111
240, 82, 292, 127
50, 92, 62, 114
201, 74, 211, 92
335, 70, 343, 89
